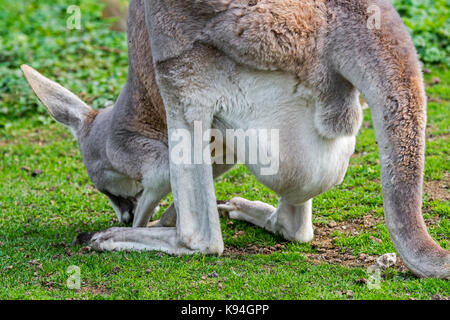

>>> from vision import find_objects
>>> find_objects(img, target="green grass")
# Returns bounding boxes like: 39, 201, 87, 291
0, 0, 449, 300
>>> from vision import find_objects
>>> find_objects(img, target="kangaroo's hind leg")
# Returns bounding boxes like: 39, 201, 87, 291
219, 197, 314, 243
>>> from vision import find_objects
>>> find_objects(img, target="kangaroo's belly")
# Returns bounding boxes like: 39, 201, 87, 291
215, 67, 356, 204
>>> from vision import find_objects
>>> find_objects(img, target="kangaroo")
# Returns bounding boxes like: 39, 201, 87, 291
21, 0, 449, 279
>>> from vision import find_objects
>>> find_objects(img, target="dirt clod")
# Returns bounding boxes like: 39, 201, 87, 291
79, 246, 92, 254
429, 77, 441, 86
31, 169, 42, 177
355, 278, 367, 285
327, 221, 337, 228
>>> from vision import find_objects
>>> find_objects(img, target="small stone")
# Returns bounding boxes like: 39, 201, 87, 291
233, 231, 246, 238
104, 100, 115, 108
328, 221, 337, 228
431, 294, 448, 301
375, 253, 397, 269
209, 271, 219, 278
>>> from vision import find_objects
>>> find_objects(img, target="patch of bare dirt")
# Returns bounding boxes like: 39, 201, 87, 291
304, 216, 409, 271
223, 212, 410, 272
304, 215, 392, 269
223, 243, 286, 257
424, 173, 450, 202
0, 129, 50, 147
23, 129, 49, 146
79, 284, 110, 296
426, 131, 450, 142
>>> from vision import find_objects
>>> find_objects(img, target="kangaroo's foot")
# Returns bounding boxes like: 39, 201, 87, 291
78, 227, 197, 254
219, 197, 314, 243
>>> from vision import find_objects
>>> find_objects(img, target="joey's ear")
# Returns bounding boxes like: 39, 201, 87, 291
21, 64, 92, 132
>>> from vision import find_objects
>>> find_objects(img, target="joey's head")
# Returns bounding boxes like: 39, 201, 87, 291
21, 65, 139, 223
21, 65, 139, 225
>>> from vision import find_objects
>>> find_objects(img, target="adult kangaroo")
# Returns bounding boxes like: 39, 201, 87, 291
22, 0, 449, 278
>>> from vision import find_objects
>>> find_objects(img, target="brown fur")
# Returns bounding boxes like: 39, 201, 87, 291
326, 0, 426, 185
122, 0, 167, 141
84, 109, 99, 125
201, 0, 329, 83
